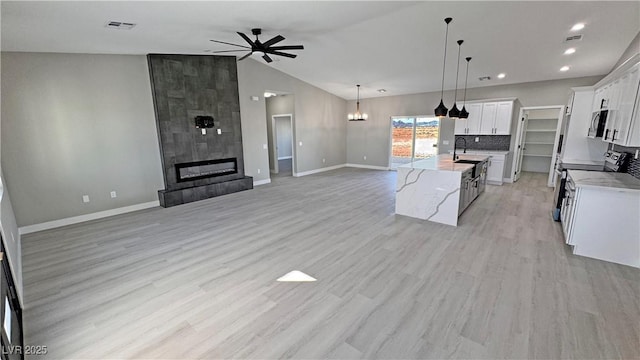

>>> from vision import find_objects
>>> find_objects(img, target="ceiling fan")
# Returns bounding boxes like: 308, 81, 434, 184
210, 28, 304, 63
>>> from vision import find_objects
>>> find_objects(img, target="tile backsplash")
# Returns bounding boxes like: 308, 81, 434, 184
454, 135, 511, 151
612, 144, 640, 180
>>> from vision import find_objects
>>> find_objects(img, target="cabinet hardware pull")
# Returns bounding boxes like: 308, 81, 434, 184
604, 129, 610, 140
612, 129, 617, 141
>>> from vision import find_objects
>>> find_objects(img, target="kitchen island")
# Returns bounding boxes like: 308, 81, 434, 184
395, 154, 488, 226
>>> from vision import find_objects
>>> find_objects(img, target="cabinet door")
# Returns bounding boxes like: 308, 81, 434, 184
613, 64, 640, 145
603, 79, 622, 142
466, 103, 483, 134
593, 87, 604, 112
454, 118, 467, 135
479, 102, 497, 134
486, 157, 504, 183
494, 101, 513, 135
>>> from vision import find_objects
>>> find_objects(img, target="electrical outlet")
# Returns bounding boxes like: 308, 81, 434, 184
443, 140, 449, 145
636, 149, 639, 159
110, 191, 117, 198
475, 137, 480, 142
263, 144, 268, 150
257, 168, 261, 174
363, 155, 367, 160
322, 158, 326, 163
82, 195, 90, 203
299, 141, 303, 146
217, 128, 222, 135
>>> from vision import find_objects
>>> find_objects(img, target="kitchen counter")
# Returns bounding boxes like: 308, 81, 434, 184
395, 154, 489, 226
568, 170, 640, 192
560, 158, 605, 171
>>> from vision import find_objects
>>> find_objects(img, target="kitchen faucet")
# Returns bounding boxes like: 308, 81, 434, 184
453, 136, 467, 161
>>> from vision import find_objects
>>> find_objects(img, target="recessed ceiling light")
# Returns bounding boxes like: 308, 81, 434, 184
560, 66, 570, 72
377, 89, 387, 93
497, 73, 506, 79
571, 23, 585, 31
564, 48, 576, 55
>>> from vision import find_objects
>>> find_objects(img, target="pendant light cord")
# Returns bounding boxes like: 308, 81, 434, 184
440, 21, 450, 99
356, 84, 360, 112
463, 57, 471, 104
454, 40, 463, 103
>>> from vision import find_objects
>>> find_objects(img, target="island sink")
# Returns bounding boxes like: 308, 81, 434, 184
455, 159, 482, 178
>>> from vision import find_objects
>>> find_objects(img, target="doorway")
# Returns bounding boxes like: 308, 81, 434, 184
271, 114, 294, 177
389, 116, 440, 169
512, 106, 564, 186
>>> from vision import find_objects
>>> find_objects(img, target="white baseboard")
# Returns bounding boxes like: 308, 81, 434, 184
253, 178, 271, 186
277, 156, 292, 160
19, 200, 160, 235
503, 177, 514, 183
346, 163, 390, 171
294, 164, 346, 177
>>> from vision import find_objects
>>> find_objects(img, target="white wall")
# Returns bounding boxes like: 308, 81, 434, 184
1, 53, 165, 227
275, 117, 293, 159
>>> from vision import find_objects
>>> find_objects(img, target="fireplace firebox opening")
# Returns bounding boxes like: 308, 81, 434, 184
175, 158, 238, 182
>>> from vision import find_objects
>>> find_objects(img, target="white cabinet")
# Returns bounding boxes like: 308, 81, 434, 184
479, 103, 497, 134
486, 155, 505, 185
454, 101, 513, 135
609, 63, 640, 146
455, 103, 482, 134
563, 172, 640, 268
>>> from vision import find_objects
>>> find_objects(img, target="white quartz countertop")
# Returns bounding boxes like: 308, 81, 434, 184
568, 170, 640, 192
397, 154, 489, 172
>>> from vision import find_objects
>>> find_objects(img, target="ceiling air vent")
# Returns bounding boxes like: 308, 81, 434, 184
564, 34, 583, 42
478, 76, 491, 81
105, 21, 136, 30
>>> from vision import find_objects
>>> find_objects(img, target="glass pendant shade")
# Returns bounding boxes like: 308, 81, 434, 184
434, 17, 452, 118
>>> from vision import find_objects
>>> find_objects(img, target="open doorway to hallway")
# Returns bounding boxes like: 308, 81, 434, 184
265, 93, 295, 178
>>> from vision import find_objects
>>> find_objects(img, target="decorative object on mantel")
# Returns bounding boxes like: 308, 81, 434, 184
209, 28, 304, 63
348, 84, 368, 121
459, 57, 472, 119
448, 39, 464, 119
195, 115, 215, 135
434, 17, 453, 118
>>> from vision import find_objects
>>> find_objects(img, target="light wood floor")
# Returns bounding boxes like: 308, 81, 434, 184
22, 169, 639, 359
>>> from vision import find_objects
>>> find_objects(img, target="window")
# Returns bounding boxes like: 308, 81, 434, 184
390, 116, 440, 169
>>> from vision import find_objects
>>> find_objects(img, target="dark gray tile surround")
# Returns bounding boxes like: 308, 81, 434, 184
148, 54, 252, 207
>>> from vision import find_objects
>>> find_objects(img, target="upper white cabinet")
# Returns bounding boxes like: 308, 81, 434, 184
454, 100, 514, 135
600, 62, 640, 146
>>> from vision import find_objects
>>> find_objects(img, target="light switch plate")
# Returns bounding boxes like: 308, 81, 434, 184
263, 144, 268, 150
443, 140, 449, 145
82, 195, 90, 203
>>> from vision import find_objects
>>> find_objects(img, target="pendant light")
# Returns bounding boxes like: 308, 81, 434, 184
459, 57, 472, 119
448, 39, 464, 119
434, 17, 452, 118
348, 84, 368, 121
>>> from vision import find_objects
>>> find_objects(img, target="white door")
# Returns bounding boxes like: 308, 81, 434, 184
514, 113, 529, 182
479, 102, 497, 134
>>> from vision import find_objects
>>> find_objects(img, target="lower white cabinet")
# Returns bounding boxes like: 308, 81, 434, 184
563, 173, 640, 268
486, 156, 505, 185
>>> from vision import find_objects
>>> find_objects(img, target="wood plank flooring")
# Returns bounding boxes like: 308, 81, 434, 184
22, 169, 640, 359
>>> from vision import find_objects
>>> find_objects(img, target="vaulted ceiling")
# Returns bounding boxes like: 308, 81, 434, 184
2, 1, 638, 99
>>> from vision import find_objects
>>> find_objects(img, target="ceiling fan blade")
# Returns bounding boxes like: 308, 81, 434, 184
268, 51, 297, 59
268, 45, 304, 51
262, 54, 273, 63
209, 39, 250, 49
238, 52, 253, 61
262, 35, 285, 47
237, 32, 255, 47
211, 50, 247, 53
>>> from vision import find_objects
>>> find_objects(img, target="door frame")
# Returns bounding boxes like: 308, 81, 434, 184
270, 113, 295, 175
511, 105, 564, 184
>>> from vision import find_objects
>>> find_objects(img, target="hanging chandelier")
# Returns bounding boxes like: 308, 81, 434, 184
459, 57, 472, 119
348, 84, 368, 121
434, 17, 452, 118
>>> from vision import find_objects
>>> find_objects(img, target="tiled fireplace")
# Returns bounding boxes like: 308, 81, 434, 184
148, 54, 252, 207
